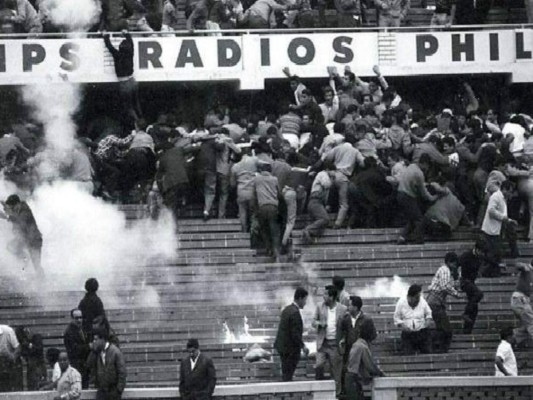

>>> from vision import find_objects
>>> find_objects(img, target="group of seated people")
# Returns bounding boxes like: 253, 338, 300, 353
0, 0, 523, 35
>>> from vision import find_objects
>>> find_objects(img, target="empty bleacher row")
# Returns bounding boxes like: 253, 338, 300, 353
0, 204, 532, 390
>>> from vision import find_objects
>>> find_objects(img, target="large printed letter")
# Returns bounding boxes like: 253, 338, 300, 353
176, 40, 204, 68
416, 35, 438, 62
23, 44, 46, 72
60, 42, 80, 72
451, 34, 474, 62
288, 37, 315, 65
139, 41, 163, 69
218, 39, 241, 67
333, 36, 353, 64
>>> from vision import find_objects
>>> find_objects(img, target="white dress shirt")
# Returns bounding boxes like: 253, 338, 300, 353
394, 296, 432, 331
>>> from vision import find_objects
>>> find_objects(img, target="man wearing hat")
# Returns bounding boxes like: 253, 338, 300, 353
0, 194, 44, 277
179, 339, 216, 400
312, 285, 347, 397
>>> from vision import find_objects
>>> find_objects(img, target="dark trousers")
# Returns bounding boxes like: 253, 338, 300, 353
461, 279, 484, 334
397, 192, 424, 243
280, 352, 300, 381
118, 77, 142, 124
344, 372, 364, 400
304, 197, 329, 238
71, 359, 90, 389
427, 294, 452, 353
422, 217, 452, 240
401, 328, 430, 355
257, 204, 281, 256
96, 388, 122, 400
0, 360, 18, 392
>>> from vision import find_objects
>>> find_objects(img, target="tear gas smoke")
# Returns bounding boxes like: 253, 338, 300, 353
39, 0, 102, 32
21, 84, 79, 181
354, 275, 410, 299
0, 79, 177, 311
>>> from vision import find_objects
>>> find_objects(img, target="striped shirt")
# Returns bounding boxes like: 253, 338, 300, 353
428, 265, 459, 299
279, 112, 301, 136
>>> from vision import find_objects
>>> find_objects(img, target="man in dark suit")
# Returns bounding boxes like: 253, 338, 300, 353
274, 287, 309, 381
179, 339, 216, 400
338, 295, 377, 396
64, 308, 91, 389
90, 328, 127, 400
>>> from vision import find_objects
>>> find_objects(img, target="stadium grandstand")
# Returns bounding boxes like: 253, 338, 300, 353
1, 0, 533, 399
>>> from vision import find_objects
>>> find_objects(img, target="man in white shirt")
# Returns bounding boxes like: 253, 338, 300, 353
302, 169, 333, 244
0, 324, 20, 392
312, 285, 347, 397
481, 180, 518, 277
394, 284, 433, 355
495, 327, 517, 376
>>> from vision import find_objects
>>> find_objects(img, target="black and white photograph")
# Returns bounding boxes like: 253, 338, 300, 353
0, 0, 532, 399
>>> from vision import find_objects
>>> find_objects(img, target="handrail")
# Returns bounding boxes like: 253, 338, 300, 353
0, 23, 532, 39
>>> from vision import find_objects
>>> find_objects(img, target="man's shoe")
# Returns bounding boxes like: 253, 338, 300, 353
203, 211, 210, 221
397, 236, 407, 245
302, 230, 312, 245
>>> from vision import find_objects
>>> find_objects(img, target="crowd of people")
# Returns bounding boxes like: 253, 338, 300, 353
0, 0, 526, 35
0, 278, 217, 400
275, 255, 531, 399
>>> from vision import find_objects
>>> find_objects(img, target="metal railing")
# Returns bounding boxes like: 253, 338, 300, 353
0, 23, 531, 39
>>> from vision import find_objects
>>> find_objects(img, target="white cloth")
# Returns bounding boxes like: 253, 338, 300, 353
191, 355, 198, 370
393, 296, 433, 331
503, 122, 526, 153
495, 340, 517, 376
326, 307, 336, 340
101, 342, 110, 365
0, 325, 19, 360
52, 362, 61, 382
283, 133, 300, 150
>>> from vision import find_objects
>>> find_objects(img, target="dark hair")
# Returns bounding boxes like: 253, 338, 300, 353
359, 319, 375, 342
382, 91, 395, 103
294, 287, 309, 300
70, 308, 81, 318
93, 327, 109, 341
85, 278, 99, 293
418, 153, 432, 166
332, 276, 345, 290
301, 89, 312, 97
325, 286, 338, 299
501, 180, 514, 191
323, 86, 334, 96
350, 295, 363, 309
346, 104, 358, 114
5, 194, 20, 206
500, 326, 514, 340
333, 122, 345, 134
441, 137, 455, 148
407, 284, 422, 297
186, 338, 200, 349
344, 71, 355, 83
46, 348, 61, 366
444, 252, 458, 265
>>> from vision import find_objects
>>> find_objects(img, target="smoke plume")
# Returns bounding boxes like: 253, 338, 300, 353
21, 84, 80, 181
39, 0, 102, 32
354, 275, 410, 298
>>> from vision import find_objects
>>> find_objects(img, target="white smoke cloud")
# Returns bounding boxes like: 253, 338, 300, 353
40, 0, 102, 32
354, 275, 410, 299
21, 84, 80, 181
